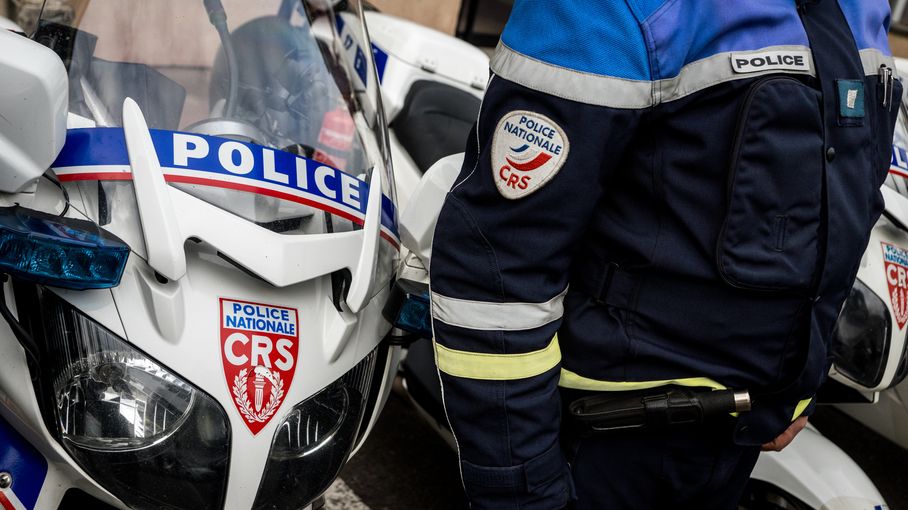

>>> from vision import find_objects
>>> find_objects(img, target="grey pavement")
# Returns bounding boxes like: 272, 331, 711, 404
335, 393, 467, 509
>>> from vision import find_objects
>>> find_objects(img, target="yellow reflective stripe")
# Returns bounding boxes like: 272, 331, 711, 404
792, 397, 813, 421
434, 337, 561, 381
558, 368, 728, 392
559, 369, 738, 416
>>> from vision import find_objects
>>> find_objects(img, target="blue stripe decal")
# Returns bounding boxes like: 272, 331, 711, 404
0, 415, 47, 510
510, 144, 530, 153
893, 144, 908, 172
372, 43, 389, 84
53, 128, 399, 239
353, 45, 369, 86
53, 127, 130, 167
336, 14, 371, 86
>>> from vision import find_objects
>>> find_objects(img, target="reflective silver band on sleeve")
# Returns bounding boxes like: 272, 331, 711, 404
491, 43, 819, 109
490, 42, 653, 109
431, 287, 568, 331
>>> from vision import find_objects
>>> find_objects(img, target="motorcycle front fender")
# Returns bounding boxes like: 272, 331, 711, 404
750, 424, 885, 510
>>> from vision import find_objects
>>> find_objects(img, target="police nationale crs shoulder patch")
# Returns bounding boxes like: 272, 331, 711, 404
491, 110, 569, 200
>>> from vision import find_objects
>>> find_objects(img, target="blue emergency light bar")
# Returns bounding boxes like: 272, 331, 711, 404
0, 206, 130, 290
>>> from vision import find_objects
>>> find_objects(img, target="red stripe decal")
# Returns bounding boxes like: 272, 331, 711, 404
506, 152, 552, 171
0, 492, 17, 510
890, 168, 908, 179
57, 172, 133, 182
165, 176, 399, 249
166, 175, 364, 225
379, 231, 400, 250
53, 172, 399, 250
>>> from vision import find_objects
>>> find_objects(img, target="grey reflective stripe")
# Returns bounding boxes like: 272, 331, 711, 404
659, 46, 815, 103
491, 42, 652, 109
431, 287, 568, 331
859, 48, 896, 76
492, 43, 818, 109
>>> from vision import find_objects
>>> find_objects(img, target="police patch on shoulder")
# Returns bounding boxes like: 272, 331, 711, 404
491, 111, 569, 200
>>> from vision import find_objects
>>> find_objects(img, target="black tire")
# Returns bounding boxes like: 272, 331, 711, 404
738, 480, 813, 510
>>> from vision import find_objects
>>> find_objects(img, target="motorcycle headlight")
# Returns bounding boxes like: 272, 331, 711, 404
253, 350, 379, 510
831, 279, 891, 388
30, 289, 231, 510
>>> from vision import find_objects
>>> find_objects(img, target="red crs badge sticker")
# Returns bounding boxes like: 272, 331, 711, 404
883, 242, 908, 330
491, 111, 569, 199
220, 298, 299, 435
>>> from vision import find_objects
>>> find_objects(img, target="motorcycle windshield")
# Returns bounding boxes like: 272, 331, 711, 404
42, 0, 396, 240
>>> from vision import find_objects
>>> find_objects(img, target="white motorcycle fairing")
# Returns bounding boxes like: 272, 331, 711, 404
0, 2, 402, 509
750, 425, 885, 510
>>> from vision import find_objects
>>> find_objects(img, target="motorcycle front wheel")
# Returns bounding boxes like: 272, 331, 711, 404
738, 480, 812, 510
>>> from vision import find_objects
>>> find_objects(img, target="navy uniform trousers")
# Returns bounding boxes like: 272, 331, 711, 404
561, 390, 760, 510
429, 1, 902, 508
564, 421, 760, 509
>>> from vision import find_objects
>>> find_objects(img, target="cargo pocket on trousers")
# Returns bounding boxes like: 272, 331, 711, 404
718, 77, 824, 292
460, 442, 570, 509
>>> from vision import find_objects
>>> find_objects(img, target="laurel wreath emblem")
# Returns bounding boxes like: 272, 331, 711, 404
232, 367, 285, 423
893, 287, 908, 328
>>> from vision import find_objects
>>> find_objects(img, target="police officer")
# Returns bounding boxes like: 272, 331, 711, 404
429, 0, 902, 508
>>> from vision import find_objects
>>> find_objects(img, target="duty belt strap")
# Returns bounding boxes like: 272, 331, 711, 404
570, 259, 638, 309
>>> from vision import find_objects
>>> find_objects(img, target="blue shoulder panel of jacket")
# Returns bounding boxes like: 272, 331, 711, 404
500, 0, 890, 82
838, 0, 893, 55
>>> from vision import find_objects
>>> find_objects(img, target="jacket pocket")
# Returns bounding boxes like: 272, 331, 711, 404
718, 77, 824, 292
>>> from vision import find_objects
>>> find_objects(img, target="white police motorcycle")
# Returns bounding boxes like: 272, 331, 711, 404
371, 10, 908, 509
0, 1, 402, 509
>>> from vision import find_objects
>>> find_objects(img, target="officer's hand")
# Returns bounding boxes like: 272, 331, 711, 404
761, 416, 808, 452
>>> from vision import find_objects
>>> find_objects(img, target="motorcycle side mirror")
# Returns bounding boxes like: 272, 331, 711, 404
399, 153, 465, 263
385, 154, 465, 345
382, 278, 432, 345
0, 29, 68, 193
